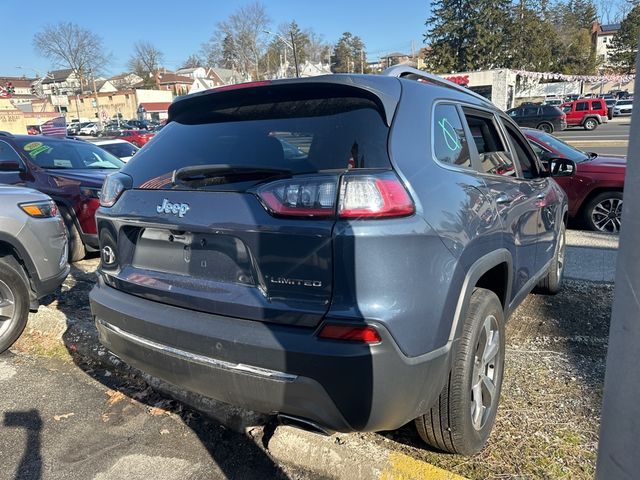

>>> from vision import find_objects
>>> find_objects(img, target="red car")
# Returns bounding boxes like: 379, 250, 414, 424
117, 129, 155, 147
524, 128, 625, 233
560, 98, 608, 131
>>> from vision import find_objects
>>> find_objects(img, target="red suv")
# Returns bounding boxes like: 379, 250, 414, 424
524, 128, 625, 232
561, 98, 608, 130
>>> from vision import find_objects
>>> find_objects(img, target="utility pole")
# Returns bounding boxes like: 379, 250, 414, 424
290, 30, 300, 78
91, 73, 102, 131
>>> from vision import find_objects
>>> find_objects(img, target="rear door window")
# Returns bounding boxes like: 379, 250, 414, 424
522, 107, 539, 117
592, 100, 604, 111
576, 102, 588, 112
126, 89, 391, 189
432, 104, 472, 168
462, 109, 515, 177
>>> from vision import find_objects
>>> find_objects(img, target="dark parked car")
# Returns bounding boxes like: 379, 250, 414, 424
506, 104, 567, 133
0, 133, 124, 261
524, 127, 625, 233
90, 67, 570, 455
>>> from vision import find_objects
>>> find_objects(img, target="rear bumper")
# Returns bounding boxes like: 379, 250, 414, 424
90, 278, 451, 433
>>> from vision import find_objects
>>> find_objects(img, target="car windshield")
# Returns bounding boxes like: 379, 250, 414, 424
15, 138, 125, 169
530, 131, 589, 163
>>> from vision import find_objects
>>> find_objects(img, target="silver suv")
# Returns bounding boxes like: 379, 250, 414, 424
0, 185, 69, 353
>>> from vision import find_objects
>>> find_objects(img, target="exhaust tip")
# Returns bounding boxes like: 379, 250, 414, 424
277, 414, 334, 436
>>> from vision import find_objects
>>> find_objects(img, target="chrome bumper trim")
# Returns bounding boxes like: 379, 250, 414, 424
97, 319, 298, 382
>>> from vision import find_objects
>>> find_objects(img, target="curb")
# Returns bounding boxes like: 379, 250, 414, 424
267, 426, 467, 480
17, 305, 465, 480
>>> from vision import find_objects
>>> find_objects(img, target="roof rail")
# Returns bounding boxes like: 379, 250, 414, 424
382, 65, 493, 106
0, 131, 15, 138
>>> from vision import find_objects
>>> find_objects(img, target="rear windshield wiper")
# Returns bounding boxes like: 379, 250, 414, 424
173, 164, 292, 187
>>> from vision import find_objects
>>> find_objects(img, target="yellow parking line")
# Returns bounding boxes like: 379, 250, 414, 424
380, 452, 467, 480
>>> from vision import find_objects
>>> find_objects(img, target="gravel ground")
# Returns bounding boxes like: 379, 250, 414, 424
15, 257, 613, 480
368, 280, 613, 479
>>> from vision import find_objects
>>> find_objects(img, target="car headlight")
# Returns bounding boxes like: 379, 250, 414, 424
19, 200, 59, 218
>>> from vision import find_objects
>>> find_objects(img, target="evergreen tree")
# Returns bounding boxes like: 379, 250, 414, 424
507, 1, 563, 70
610, 5, 640, 73
424, 0, 512, 72
221, 34, 237, 70
331, 32, 368, 73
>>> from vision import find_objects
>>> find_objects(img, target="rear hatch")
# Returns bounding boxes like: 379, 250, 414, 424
97, 79, 401, 327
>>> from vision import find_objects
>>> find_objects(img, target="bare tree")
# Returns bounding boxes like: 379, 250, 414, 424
306, 30, 332, 64
180, 54, 203, 69
33, 22, 110, 84
127, 41, 164, 79
202, 2, 270, 79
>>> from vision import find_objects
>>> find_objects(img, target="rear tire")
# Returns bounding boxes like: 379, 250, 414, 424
537, 122, 554, 133
583, 118, 598, 131
536, 222, 566, 294
0, 258, 30, 354
59, 206, 86, 262
415, 288, 505, 455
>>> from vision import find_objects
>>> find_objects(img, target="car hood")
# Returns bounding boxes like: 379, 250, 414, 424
44, 169, 116, 187
579, 155, 626, 173
0, 184, 50, 199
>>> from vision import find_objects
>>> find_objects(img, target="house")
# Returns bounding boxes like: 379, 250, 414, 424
95, 80, 118, 93
175, 67, 210, 79
380, 52, 417, 69
41, 69, 82, 95
109, 73, 144, 90
210, 67, 244, 85
0, 76, 38, 107
592, 22, 621, 67
156, 73, 193, 95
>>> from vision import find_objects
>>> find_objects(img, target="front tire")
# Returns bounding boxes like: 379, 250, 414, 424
584, 191, 623, 233
415, 288, 505, 455
59, 206, 86, 262
0, 258, 30, 354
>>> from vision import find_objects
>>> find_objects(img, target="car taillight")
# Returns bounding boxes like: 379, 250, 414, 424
257, 175, 338, 217
338, 173, 414, 218
256, 172, 414, 219
318, 324, 381, 343
100, 173, 132, 207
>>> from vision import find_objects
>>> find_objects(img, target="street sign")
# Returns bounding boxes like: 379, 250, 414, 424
100, 110, 108, 120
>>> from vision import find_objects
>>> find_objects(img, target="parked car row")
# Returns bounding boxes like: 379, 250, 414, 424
67, 119, 162, 137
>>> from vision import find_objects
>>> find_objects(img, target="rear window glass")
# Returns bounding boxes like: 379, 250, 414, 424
592, 101, 603, 110
125, 94, 390, 189
14, 139, 124, 170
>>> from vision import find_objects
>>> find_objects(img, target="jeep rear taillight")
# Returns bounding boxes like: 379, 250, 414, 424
256, 172, 414, 219
338, 173, 414, 218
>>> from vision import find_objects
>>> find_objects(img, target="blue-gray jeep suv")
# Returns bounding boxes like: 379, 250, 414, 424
89, 67, 571, 455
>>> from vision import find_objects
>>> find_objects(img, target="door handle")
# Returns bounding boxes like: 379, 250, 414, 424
536, 193, 546, 200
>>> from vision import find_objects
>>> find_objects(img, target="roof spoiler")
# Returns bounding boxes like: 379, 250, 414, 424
383, 65, 493, 106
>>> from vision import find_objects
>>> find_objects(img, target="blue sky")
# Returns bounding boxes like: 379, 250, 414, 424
2, 0, 432, 78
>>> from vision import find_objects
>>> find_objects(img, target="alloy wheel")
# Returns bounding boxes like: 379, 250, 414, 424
471, 315, 501, 431
0, 279, 16, 337
591, 198, 623, 233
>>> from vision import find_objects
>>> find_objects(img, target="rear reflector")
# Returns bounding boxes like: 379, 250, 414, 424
318, 324, 381, 343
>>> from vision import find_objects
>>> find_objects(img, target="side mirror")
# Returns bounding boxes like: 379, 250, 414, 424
542, 157, 576, 177
0, 159, 24, 172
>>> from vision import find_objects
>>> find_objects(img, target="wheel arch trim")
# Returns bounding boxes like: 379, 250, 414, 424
447, 249, 513, 343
